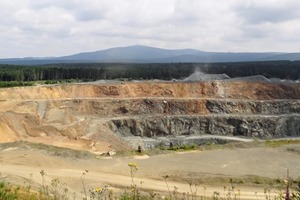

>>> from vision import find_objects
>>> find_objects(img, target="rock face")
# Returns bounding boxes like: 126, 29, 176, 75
108, 104, 300, 149
108, 98, 300, 141
0, 80, 300, 151
108, 115, 300, 139
105, 81, 300, 149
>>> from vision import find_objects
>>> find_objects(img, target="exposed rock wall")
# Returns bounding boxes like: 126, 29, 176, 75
107, 98, 300, 142
57, 98, 299, 116
205, 100, 300, 115
0, 81, 299, 151
108, 115, 300, 139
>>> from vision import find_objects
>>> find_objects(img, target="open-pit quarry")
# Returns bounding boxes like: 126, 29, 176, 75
0, 79, 300, 199
0, 80, 299, 152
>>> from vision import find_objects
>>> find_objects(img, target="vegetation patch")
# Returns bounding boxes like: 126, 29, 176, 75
161, 144, 197, 151
265, 140, 300, 148
1, 61, 300, 85
0, 81, 34, 88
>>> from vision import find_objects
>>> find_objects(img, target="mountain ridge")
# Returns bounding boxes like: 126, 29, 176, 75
1, 45, 300, 65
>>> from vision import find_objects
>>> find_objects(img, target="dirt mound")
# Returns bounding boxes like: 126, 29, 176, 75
184, 72, 230, 82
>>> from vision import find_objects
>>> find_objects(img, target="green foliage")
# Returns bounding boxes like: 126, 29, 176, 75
44, 80, 59, 84
159, 144, 197, 151
0, 81, 34, 88
0, 61, 299, 86
265, 140, 300, 148
197, 60, 300, 80
0, 63, 194, 82
0, 182, 18, 200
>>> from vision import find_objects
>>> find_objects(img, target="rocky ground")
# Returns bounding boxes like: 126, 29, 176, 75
0, 80, 299, 152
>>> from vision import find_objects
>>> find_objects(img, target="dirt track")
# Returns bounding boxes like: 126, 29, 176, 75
1, 144, 300, 199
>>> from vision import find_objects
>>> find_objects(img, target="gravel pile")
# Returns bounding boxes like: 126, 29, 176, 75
184, 72, 230, 82
225, 75, 270, 82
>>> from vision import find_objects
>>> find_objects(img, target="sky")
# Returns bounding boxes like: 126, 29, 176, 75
1, 0, 300, 58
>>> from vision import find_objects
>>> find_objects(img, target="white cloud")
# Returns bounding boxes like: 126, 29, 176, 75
0, 0, 300, 58
235, 0, 300, 24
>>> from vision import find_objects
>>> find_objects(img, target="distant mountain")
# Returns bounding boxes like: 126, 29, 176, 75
0, 45, 299, 65
59, 45, 202, 62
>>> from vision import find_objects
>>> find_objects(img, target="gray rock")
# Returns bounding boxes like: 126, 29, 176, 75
108, 115, 300, 139
107, 97, 300, 149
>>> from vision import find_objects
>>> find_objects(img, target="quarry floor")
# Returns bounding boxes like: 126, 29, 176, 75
1, 143, 300, 199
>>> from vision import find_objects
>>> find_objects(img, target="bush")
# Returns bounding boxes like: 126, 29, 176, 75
0, 81, 34, 88
167, 144, 196, 151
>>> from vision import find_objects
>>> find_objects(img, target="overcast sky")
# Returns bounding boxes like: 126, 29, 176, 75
1, 0, 300, 58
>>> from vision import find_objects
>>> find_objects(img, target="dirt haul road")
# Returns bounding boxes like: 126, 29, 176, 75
1, 145, 300, 199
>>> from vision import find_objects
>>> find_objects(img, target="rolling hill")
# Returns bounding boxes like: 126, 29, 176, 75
0, 45, 300, 65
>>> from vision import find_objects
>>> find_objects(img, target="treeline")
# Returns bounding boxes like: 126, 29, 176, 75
197, 61, 300, 80
0, 61, 299, 82
0, 63, 194, 82
0, 81, 34, 88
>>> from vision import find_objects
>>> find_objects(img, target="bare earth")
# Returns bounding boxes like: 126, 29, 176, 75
0, 82, 300, 199
1, 144, 300, 199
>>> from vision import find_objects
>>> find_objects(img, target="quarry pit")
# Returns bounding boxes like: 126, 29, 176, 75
0, 80, 299, 154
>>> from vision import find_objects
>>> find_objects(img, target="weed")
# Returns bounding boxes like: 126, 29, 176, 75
89, 185, 109, 200
81, 170, 89, 200
0, 163, 300, 199
40, 169, 48, 198
163, 175, 172, 198
188, 180, 199, 200
128, 162, 139, 200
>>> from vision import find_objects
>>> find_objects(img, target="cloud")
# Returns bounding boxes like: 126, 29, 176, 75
0, 0, 300, 58
235, 0, 300, 24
